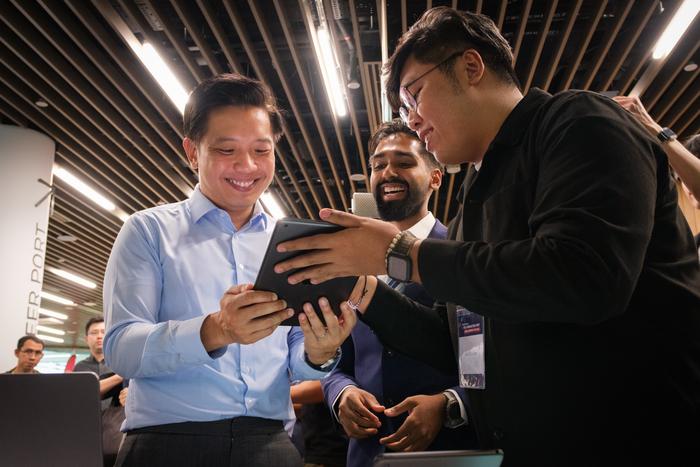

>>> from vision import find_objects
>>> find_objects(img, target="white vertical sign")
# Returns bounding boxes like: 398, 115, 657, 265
0, 125, 55, 371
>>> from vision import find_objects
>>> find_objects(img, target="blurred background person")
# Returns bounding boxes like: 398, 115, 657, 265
74, 317, 126, 467
5, 335, 44, 374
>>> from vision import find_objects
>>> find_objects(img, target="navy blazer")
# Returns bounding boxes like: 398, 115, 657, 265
322, 219, 476, 467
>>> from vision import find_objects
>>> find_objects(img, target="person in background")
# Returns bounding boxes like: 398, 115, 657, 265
103, 73, 357, 467
291, 380, 348, 467
5, 335, 44, 374
613, 96, 700, 256
322, 120, 475, 467
274, 7, 700, 466
613, 96, 700, 206
74, 317, 126, 467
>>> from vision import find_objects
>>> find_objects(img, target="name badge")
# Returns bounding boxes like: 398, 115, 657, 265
456, 306, 485, 389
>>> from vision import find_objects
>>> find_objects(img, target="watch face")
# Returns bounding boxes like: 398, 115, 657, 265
387, 255, 410, 281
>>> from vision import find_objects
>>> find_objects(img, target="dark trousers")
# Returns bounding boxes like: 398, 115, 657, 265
114, 416, 302, 467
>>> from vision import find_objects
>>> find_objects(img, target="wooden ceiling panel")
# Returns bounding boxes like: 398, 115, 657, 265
1, 0, 696, 347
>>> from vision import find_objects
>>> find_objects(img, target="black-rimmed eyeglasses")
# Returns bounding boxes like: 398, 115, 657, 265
398, 51, 463, 125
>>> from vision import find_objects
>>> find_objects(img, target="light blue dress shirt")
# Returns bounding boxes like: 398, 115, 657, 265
103, 186, 332, 431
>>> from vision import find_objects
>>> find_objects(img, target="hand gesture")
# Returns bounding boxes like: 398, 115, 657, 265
118, 387, 128, 407
274, 209, 400, 285
612, 95, 661, 135
202, 283, 292, 350
380, 394, 446, 452
337, 386, 385, 439
300, 297, 357, 365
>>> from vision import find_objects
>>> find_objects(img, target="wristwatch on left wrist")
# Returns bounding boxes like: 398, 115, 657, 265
304, 347, 341, 372
442, 390, 465, 428
656, 127, 677, 144
386, 231, 418, 282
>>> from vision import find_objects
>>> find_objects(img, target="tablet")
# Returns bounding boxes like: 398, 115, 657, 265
372, 450, 503, 467
254, 217, 358, 326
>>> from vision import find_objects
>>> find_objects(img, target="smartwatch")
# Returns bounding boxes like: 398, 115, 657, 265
442, 390, 466, 428
386, 231, 418, 282
657, 127, 677, 144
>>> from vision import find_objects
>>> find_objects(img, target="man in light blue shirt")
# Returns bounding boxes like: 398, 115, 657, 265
103, 73, 358, 467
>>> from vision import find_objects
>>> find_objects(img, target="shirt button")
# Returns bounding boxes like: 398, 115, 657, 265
385, 350, 393, 357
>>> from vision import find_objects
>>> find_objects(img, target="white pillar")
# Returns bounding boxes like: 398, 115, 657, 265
0, 125, 55, 370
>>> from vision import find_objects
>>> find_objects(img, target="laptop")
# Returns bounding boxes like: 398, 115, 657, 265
373, 449, 503, 467
0, 373, 103, 467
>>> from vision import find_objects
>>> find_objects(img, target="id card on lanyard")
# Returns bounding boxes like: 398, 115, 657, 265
456, 306, 486, 389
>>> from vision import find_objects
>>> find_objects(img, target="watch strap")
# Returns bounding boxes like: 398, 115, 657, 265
304, 347, 341, 372
657, 127, 677, 143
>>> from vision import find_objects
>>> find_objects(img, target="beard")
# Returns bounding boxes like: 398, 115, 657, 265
374, 178, 428, 222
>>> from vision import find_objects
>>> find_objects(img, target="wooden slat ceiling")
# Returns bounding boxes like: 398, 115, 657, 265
1, 0, 698, 347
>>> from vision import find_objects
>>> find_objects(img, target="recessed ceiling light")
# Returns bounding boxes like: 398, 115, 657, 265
35, 99, 48, 108
40, 291, 76, 306
684, 62, 698, 72
56, 234, 78, 242
47, 266, 97, 289
349, 173, 366, 182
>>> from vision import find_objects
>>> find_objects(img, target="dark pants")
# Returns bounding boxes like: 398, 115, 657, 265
114, 417, 302, 467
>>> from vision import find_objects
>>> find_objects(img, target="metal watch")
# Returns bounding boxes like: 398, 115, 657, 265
657, 127, 677, 143
442, 390, 465, 428
304, 347, 341, 372
386, 231, 418, 282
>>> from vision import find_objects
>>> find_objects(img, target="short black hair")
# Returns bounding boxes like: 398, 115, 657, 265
385, 7, 518, 110
183, 73, 283, 144
684, 134, 700, 158
85, 317, 104, 335
17, 335, 44, 350
368, 119, 442, 171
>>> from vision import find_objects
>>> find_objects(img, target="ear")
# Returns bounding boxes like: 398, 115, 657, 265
183, 137, 199, 171
430, 167, 443, 191
461, 49, 485, 85
14, 349, 19, 358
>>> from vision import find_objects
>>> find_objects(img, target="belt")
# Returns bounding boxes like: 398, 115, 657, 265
128, 416, 284, 437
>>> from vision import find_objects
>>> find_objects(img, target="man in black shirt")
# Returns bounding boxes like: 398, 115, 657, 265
274, 7, 700, 467
74, 317, 126, 466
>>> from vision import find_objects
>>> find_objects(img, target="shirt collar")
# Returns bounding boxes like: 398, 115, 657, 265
490, 88, 551, 149
188, 184, 270, 231
407, 212, 436, 240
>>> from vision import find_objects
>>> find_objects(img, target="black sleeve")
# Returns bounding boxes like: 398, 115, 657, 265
419, 109, 658, 325
361, 280, 456, 373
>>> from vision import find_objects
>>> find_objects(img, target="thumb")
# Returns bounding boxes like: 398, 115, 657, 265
384, 397, 413, 417
363, 392, 386, 413
319, 208, 362, 227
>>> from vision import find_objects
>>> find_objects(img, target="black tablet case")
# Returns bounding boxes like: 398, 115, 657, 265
254, 218, 357, 326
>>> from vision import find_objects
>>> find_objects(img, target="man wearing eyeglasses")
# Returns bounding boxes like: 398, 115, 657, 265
74, 317, 127, 467
5, 335, 44, 374
274, 6, 700, 467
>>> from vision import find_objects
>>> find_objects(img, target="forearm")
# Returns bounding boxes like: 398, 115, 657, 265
362, 281, 456, 373
631, 119, 700, 198
663, 140, 700, 198
99, 374, 123, 397
290, 380, 324, 404
104, 315, 222, 378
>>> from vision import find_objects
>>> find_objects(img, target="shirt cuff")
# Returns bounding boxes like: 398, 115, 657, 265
174, 314, 226, 362
331, 384, 358, 423
292, 344, 341, 380
444, 388, 468, 426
